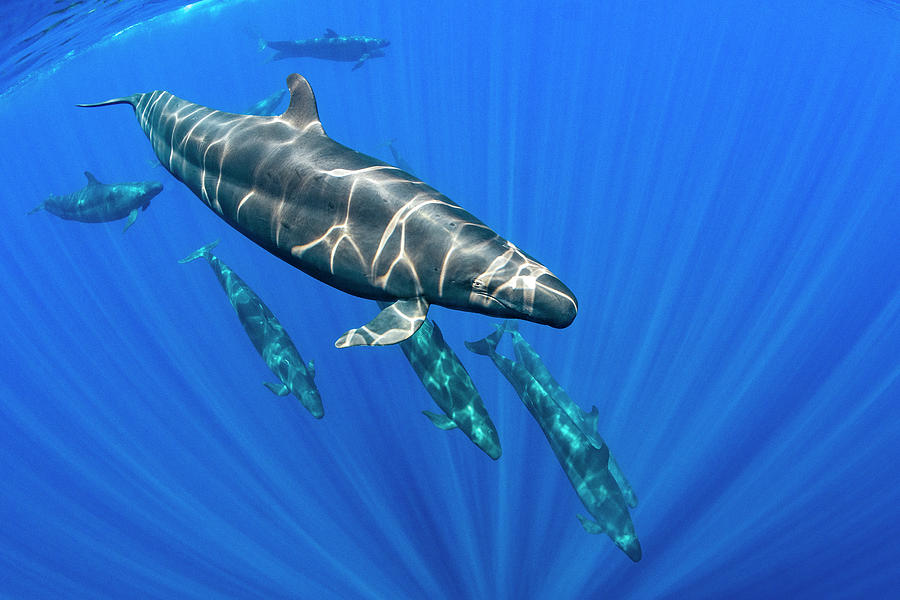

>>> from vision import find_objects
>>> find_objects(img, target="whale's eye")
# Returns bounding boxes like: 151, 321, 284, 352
472, 277, 487, 291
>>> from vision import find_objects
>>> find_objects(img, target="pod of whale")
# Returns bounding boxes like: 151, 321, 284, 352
180, 241, 323, 418
28, 171, 162, 232
78, 74, 578, 347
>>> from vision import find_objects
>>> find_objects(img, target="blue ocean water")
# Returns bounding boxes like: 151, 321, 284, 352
1, 0, 899, 597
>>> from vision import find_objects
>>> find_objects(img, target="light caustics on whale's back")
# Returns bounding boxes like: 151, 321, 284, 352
78, 73, 577, 347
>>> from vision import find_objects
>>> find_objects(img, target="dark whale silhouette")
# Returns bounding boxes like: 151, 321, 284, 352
259, 29, 389, 70
28, 171, 162, 232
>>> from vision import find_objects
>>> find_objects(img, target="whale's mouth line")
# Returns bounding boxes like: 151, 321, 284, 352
473, 291, 524, 316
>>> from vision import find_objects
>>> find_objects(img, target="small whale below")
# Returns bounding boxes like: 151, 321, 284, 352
466, 323, 642, 561
258, 28, 390, 70
379, 301, 502, 459
503, 320, 638, 509
376, 142, 500, 458
28, 171, 162, 232
180, 240, 324, 418
78, 74, 578, 347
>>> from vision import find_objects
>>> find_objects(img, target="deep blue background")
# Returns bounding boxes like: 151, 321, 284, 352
1, 1, 899, 597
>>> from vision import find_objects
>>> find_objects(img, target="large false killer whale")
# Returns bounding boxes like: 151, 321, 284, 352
28, 171, 162, 232
259, 29, 389, 70
378, 301, 501, 459
180, 241, 324, 418
78, 74, 578, 347
467, 324, 641, 561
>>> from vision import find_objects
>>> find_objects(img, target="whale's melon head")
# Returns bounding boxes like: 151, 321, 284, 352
439, 226, 577, 328
139, 181, 164, 206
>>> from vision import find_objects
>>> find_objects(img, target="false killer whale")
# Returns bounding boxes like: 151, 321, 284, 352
180, 240, 323, 418
78, 74, 577, 347
466, 324, 641, 561
28, 171, 162, 232
379, 302, 501, 459
502, 321, 638, 508
259, 29, 389, 70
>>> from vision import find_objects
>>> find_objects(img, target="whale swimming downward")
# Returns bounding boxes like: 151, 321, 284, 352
78, 74, 577, 347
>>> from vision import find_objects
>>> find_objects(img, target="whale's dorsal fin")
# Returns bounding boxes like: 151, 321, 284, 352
282, 74, 324, 135
84, 171, 100, 185
324, 28, 338, 38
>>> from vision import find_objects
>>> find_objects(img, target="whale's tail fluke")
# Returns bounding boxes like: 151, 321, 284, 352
464, 323, 508, 356
26, 201, 45, 215
179, 240, 220, 264
242, 26, 267, 51
77, 94, 141, 109
243, 27, 279, 62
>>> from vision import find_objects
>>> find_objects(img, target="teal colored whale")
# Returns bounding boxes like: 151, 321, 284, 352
28, 171, 162, 232
503, 321, 637, 508
180, 241, 323, 418
467, 324, 641, 561
379, 302, 501, 459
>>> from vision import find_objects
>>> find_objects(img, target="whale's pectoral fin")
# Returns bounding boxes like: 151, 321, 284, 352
577, 514, 604, 535
122, 208, 139, 233
607, 455, 638, 508
335, 297, 429, 348
352, 54, 370, 70
264, 382, 290, 396
423, 411, 457, 430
